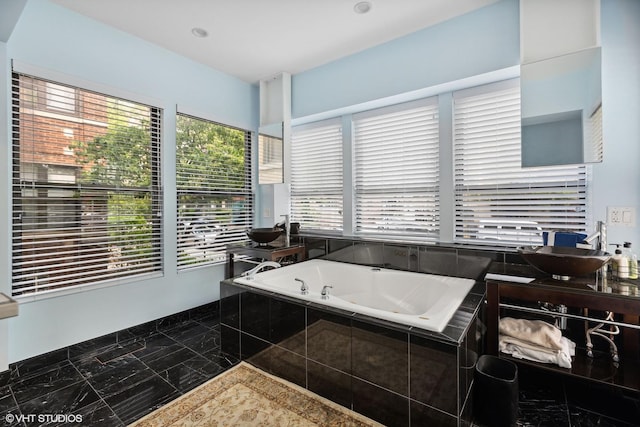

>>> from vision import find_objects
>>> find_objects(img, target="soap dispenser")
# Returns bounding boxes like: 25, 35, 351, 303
611, 244, 629, 280
624, 242, 638, 280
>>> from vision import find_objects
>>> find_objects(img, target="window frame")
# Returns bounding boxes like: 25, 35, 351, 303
290, 118, 344, 233
452, 79, 589, 246
352, 97, 441, 241
289, 76, 590, 247
175, 112, 253, 270
11, 72, 163, 298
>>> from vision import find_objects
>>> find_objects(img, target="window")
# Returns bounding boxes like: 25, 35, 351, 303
12, 73, 162, 297
291, 119, 343, 232
176, 113, 252, 269
258, 133, 283, 184
45, 82, 76, 113
453, 79, 587, 246
353, 99, 440, 240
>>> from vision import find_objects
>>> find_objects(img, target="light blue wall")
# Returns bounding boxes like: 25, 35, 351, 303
9, 1, 257, 130
522, 114, 584, 166
1, 0, 259, 364
0, 0, 26, 42
292, 0, 640, 250
0, 40, 9, 370
592, 0, 640, 248
292, 0, 520, 118
521, 60, 596, 119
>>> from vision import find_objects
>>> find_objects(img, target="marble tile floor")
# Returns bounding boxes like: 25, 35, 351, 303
1, 309, 638, 426
0, 308, 239, 426
473, 364, 640, 427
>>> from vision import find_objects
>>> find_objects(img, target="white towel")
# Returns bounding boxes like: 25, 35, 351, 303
499, 317, 563, 350
499, 334, 576, 369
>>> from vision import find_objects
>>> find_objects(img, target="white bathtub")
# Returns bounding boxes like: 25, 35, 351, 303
233, 259, 476, 333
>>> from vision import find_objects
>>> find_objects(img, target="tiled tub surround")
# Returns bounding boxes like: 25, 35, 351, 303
298, 235, 553, 280
288, 237, 640, 425
220, 273, 485, 427
2, 294, 634, 427
305, 238, 498, 280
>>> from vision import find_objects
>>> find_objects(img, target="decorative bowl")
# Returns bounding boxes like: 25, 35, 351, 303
519, 246, 610, 280
246, 228, 283, 244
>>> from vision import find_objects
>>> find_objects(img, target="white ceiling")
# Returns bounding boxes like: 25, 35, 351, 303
51, 0, 499, 83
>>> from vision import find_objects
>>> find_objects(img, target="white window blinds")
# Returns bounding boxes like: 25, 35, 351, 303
586, 104, 603, 163
453, 79, 587, 246
291, 119, 343, 232
12, 73, 162, 297
353, 98, 440, 240
176, 113, 252, 269
258, 133, 283, 184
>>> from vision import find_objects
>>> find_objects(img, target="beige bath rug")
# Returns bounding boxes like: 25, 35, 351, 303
129, 361, 383, 426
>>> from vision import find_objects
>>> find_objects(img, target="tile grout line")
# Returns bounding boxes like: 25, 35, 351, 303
2, 304, 223, 426
68, 360, 126, 427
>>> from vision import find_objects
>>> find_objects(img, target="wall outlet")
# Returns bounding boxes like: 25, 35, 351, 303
607, 206, 636, 227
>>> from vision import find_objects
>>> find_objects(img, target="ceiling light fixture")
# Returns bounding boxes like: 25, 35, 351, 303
191, 27, 208, 38
353, 1, 372, 14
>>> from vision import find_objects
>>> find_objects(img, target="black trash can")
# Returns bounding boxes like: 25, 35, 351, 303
474, 355, 518, 427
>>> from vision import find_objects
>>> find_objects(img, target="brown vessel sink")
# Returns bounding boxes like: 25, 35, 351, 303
519, 246, 611, 280
246, 228, 283, 244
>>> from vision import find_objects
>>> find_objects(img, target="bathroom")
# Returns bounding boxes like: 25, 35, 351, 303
1, 0, 639, 425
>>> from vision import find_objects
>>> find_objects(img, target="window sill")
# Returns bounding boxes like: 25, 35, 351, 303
12, 272, 164, 305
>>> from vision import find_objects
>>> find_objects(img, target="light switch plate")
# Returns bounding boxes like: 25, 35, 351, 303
607, 206, 636, 227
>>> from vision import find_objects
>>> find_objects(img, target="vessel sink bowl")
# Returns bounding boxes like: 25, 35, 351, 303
519, 246, 610, 279
246, 228, 283, 244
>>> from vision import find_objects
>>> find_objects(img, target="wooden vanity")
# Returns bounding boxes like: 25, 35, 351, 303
486, 276, 640, 391
225, 242, 306, 278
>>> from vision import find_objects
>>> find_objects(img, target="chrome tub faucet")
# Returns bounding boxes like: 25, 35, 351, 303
241, 261, 281, 280
321, 285, 333, 300
295, 278, 308, 295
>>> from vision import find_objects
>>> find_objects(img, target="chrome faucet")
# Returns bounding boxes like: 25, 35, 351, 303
295, 278, 308, 295
280, 214, 291, 247
321, 285, 333, 300
241, 261, 281, 280
582, 220, 608, 292
582, 220, 607, 252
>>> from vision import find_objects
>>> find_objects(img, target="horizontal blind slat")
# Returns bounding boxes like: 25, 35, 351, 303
453, 79, 588, 246
12, 72, 163, 296
353, 99, 440, 240
175, 113, 253, 270
291, 120, 343, 232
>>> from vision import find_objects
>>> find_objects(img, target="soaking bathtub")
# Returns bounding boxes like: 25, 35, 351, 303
233, 259, 475, 333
